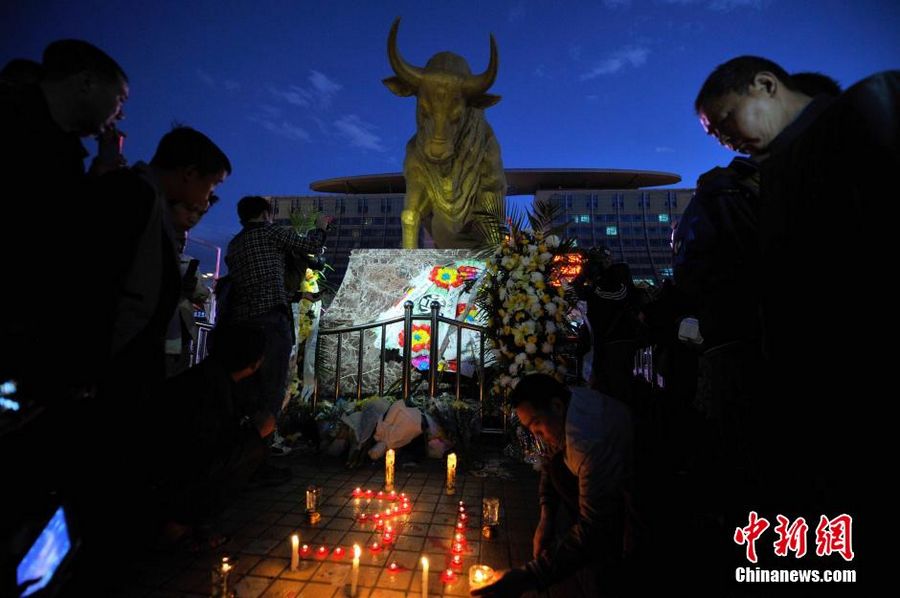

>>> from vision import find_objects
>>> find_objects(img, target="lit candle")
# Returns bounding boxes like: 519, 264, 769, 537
468, 565, 495, 590
370, 541, 382, 553
458, 513, 469, 523
217, 557, 232, 595
456, 520, 465, 531
446, 453, 457, 495
454, 532, 466, 544
300, 543, 311, 556
452, 541, 464, 554
441, 568, 456, 583
317, 545, 328, 558
333, 546, 345, 558
421, 556, 429, 598
382, 531, 394, 544
353, 487, 363, 497
451, 554, 463, 570
351, 544, 361, 597
388, 561, 399, 573
389, 490, 398, 500
290, 534, 300, 571
385, 449, 395, 491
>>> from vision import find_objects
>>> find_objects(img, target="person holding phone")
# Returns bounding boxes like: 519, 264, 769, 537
165, 195, 221, 378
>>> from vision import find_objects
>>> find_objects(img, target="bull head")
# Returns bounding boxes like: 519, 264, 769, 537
384, 18, 501, 163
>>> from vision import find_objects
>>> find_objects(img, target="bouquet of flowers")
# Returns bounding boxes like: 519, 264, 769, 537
476, 200, 575, 392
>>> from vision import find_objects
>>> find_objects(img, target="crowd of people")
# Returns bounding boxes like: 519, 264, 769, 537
0, 40, 328, 593
474, 58, 896, 597
0, 38, 895, 596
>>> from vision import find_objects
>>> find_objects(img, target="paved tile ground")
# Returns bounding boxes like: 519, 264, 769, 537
127, 443, 541, 597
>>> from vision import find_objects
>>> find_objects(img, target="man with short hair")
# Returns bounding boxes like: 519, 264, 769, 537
224, 196, 331, 431
693, 58, 897, 586
0, 39, 129, 398
473, 374, 632, 597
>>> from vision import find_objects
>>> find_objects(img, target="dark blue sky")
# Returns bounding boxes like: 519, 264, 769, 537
4, 0, 898, 254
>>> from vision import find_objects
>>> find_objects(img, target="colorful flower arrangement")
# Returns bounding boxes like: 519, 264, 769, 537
476, 200, 574, 392
297, 268, 321, 342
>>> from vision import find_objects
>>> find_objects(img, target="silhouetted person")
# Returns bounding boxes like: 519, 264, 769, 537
0, 39, 128, 401
474, 374, 632, 598
695, 55, 897, 592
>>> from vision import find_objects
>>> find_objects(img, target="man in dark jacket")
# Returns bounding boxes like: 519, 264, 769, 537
0, 39, 128, 400
694, 56, 897, 588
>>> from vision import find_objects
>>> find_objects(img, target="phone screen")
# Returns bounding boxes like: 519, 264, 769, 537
17, 506, 72, 596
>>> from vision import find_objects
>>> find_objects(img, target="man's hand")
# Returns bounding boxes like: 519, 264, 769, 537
533, 509, 555, 559
469, 568, 533, 597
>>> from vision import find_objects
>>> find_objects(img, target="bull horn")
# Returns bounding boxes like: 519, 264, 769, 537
387, 18, 423, 89
462, 33, 498, 96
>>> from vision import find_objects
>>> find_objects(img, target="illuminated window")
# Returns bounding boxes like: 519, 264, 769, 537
606, 226, 618, 236
573, 214, 590, 223
658, 214, 670, 223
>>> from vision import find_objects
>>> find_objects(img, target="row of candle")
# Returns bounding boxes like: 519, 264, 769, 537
351, 487, 408, 501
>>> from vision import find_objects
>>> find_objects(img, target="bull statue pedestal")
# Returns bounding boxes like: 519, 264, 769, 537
316, 248, 486, 400
384, 18, 507, 249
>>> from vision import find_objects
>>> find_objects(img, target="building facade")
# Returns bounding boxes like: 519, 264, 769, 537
538, 188, 692, 283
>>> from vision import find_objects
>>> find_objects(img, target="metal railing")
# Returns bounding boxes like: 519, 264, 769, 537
315, 300, 501, 432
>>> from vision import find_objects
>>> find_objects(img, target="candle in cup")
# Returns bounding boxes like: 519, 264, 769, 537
421, 556, 429, 598
482, 497, 500, 526
333, 546, 345, 558
441, 568, 456, 583
451, 554, 463, 570
468, 565, 495, 590
300, 543, 311, 556
351, 544, 361, 597
290, 534, 300, 571
446, 453, 457, 495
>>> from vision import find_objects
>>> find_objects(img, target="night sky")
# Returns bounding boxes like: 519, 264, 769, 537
3, 0, 898, 260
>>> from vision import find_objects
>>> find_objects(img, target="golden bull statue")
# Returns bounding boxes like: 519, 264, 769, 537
384, 18, 507, 249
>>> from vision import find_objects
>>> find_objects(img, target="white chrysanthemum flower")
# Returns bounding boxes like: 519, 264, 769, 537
544, 302, 558, 315
545, 235, 560, 248
515, 352, 528, 365
542, 342, 553, 354
525, 342, 537, 354
530, 271, 544, 283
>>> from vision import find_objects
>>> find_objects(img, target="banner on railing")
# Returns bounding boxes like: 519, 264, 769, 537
372, 258, 486, 374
